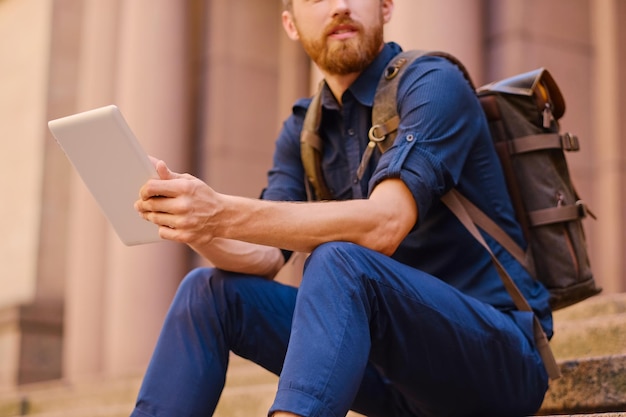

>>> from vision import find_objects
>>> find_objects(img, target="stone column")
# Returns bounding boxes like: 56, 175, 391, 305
102, 0, 191, 377
199, 0, 284, 198
277, 22, 311, 129
385, 0, 485, 83
273, 19, 312, 287
0, 0, 83, 387
62, 0, 120, 381
590, 0, 624, 293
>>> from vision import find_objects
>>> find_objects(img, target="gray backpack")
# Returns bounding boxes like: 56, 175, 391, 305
300, 50, 602, 379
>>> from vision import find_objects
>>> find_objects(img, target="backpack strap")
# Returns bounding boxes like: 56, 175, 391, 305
442, 190, 561, 379
301, 81, 333, 201
302, 50, 475, 197
371, 51, 475, 155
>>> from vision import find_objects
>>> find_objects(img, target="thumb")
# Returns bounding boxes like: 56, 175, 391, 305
154, 159, 179, 180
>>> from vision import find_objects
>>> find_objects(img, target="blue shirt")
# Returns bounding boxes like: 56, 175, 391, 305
263, 42, 552, 337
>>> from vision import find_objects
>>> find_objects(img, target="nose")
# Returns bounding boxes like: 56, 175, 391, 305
330, 0, 350, 17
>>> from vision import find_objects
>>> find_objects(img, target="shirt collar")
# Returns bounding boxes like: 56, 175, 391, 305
320, 42, 403, 109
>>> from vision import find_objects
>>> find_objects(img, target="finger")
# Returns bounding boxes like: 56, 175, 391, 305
137, 192, 180, 215
156, 225, 188, 244
138, 177, 181, 200
139, 209, 177, 228
134, 197, 168, 214
155, 159, 190, 181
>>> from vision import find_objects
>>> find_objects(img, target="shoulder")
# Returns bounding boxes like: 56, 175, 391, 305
399, 52, 474, 94
292, 96, 312, 115
393, 52, 479, 118
279, 96, 311, 141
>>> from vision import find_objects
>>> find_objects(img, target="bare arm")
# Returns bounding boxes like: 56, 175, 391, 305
209, 178, 417, 255
136, 159, 417, 263
191, 238, 285, 279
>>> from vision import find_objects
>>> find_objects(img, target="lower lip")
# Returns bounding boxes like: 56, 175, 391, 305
329, 31, 357, 40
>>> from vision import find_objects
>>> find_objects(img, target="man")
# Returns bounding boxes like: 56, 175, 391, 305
131, 0, 552, 416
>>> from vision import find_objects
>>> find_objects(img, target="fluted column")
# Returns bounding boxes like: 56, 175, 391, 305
62, 0, 120, 381
200, 0, 284, 198
102, 0, 191, 377
277, 22, 311, 129
385, 0, 485, 83
590, 0, 624, 292
273, 18, 312, 286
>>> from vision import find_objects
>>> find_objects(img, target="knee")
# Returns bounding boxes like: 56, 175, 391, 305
169, 267, 217, 312
303, 242, 371, 288
306, 242, 367, 271
177, 267, 216, 295
168, 267, 244, 326
175, 267, 240, 302
174, 268, 270, 315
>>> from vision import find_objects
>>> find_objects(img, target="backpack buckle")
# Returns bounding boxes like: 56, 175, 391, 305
576, 200, 588, 219
561, 132, 579, 151
368, 124, 388, 142
385, 58, 408, 80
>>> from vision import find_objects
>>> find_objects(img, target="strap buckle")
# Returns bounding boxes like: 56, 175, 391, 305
368, 124, 389, 142
576, 200, 588, 218
561, 132, 580, 151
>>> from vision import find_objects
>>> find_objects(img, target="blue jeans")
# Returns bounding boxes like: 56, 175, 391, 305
130, 242, 548, 417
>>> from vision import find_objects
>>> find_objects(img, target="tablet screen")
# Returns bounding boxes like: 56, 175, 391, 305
48, 105, 162, 245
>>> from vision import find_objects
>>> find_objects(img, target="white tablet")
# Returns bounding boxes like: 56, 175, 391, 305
48, 105, 162, 246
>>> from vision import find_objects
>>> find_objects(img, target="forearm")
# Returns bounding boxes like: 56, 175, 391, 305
136, 165, 417, 259
190, 238, 285, 279
215, 179, 417, 256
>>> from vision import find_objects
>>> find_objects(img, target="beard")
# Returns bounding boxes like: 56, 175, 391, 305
298, 16, 384, 75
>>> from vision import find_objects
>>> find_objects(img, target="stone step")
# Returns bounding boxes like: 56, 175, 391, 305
0, 356, 361, 417
0, 404, 131, 417
3, 356, 624, 417
538, 293, 626, 415
543, 415, 626, 417
1, 293, 624, 417
538, 354, 626, 415
0, 376, 140, 417
550, 293, 626, 360
0, 357, 623, 417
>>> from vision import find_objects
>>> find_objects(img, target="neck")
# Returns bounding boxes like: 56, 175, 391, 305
318, 42, 386, 104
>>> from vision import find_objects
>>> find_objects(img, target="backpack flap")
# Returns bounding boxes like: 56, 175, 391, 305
478, 68, 565, 126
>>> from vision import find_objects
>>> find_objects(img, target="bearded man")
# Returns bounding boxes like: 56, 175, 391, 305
130, 1, 552, 416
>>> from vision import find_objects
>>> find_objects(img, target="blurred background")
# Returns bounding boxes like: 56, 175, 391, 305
0, 0, 624, 415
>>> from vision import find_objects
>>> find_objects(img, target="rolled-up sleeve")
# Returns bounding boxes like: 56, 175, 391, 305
369, 56, 486, 219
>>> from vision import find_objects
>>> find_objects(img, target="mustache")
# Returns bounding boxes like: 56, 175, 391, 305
324, 16, 363, 36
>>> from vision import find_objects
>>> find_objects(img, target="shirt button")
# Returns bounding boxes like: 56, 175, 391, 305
406, 134, 414, 142
347, 128, 355, 136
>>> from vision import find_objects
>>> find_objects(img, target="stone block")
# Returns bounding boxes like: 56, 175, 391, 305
551, 293, 626, 360
538, 355, 626, 415
0, 303, 63, 389
541, 414, 626, 417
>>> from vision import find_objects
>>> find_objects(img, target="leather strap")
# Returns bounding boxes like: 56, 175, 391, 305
441, 190, 562, 379
510, 133, 580, 155
372, 50, 476, 154
445, 190, 529, 269
301, 82, 333, 201
528, 202, 587, 227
